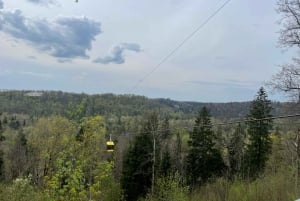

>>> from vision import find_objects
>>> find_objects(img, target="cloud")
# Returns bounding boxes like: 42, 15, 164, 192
18, 71, 52, 78
186, 79, 259, 89
0, 0, 3, 9
93, 43, 141, 64
28, 55, 37, 59
0, 9, 101, 59
27, 0, 58, 6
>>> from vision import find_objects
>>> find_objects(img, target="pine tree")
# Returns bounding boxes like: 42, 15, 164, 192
186, 107, 225, 186
158, 116, 172, 177
161, 117, 171, 140
244, 87, 273, 178
228, 123, 245, 178
175, 131, 183, 175
159, 149, 172, 177
121, 112, 158, 201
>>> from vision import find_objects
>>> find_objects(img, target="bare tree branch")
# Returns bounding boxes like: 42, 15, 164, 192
267, 0, 300, 102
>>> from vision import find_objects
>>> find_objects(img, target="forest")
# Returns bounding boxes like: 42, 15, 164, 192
0, 88, 299, 201
1, 0, 300, 200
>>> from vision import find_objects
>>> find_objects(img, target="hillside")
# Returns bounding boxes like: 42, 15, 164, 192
0, 90, 285, 119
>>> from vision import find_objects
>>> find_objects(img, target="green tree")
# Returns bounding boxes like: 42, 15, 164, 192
228, 123, 246, 178
6, 130, 28, 180
161, 117, 171, 140
121, 112, 158, 201
46, 115, 121, 201
143, 173, 189, 201
158, 117, 172, 177
244, 87, 273, 178
186, 107, 225, 186
27, 117, 76, 186
159, 150, 172, 177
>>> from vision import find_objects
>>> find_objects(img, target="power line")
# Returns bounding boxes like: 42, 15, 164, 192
129, 0, 233, 93
121, 113, 300, 137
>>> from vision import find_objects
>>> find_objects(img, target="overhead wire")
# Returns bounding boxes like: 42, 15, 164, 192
128, 0, 233, 93
123, 113, 300, 137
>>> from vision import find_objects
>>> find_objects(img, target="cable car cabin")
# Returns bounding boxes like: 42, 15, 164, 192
106, 141, 115, 152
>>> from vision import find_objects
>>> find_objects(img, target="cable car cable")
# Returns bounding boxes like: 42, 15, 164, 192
123, 113, 300, 137
128, 0, 233, 93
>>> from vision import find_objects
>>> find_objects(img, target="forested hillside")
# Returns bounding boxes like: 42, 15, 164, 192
0, 90, 285, 119
0, 89, 299, 201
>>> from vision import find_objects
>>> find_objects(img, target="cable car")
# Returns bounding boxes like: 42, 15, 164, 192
106, 135, 114, 152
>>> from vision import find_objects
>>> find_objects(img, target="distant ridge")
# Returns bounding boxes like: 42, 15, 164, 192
0, 90, 287, 119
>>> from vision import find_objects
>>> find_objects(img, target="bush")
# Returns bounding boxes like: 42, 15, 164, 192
0, 177, 52, 201
142, 173, 189, 201
190, 171, 298, 201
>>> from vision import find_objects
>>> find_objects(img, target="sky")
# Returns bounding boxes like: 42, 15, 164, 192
0, 0, 296, 102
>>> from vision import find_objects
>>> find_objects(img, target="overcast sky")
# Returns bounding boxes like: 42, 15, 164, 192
0, 0, 295, 102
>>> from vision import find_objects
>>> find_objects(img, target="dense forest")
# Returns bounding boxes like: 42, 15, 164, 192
0, 90, 285, 119
0, 89, 299, 201
2, 0, 300, 200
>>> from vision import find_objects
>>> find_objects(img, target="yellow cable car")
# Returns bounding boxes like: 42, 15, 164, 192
106, 135, 114, 152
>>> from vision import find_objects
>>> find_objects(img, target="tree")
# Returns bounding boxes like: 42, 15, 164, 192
6, 130, 28, 180
27, 117, 76, 186
158, 117, 172, 177
228, 123, 246, 178
186, 107, 225, 186
159, 150, 172, 177
277, 0, 300, 49
121, 112, 158, 201
143, 173, 189, 201
267, 59, 300, 101
244, 87, 273, 178
267, 0, 300, 101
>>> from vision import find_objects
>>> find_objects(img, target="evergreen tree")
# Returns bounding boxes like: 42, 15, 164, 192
244, 87, 273, 178
161, 117, 171, 140
175, 131, 183, 175
228, 123, 245, 178
159, 149, 172, 177
3, 116, 7, 124
158, 116, 172, 177
186, 107, 225, 186
121, 112, 158, 201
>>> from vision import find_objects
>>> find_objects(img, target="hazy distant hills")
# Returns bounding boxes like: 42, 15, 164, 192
0, 90, 287, 119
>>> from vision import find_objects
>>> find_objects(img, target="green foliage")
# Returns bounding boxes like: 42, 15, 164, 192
66, 98, 88, 122
228, 123, 246, 178
0, 90, 298, 201
159, 150, 172, 177
190, 171, 297, 201
244, 87, 273, 178
121, 112, 159, 201
0, 177, 52, 201
46, 150, 86, 201
186, 107, 226, 186
44, 115, 122, 201
0, 90, 286, 120
143, 174, 189, 201
26, 117, 76, 186
6, 130, 28, 180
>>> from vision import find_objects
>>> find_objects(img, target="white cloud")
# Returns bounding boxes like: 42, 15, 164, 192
0, 9, 101, 59
27, 0, 58, 6
93, 43, 141, 64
